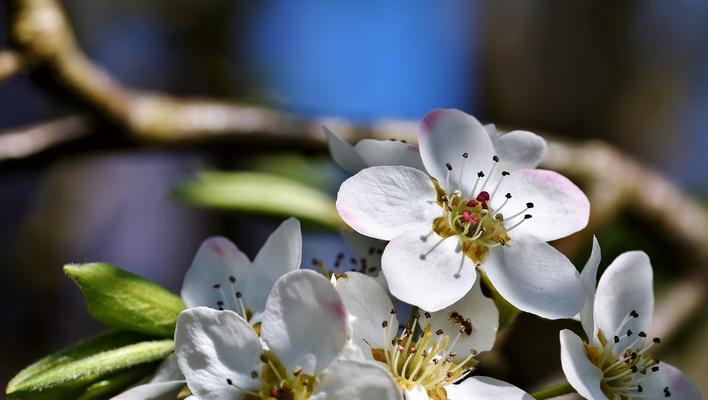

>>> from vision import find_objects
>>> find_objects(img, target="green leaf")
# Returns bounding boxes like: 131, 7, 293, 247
75, 364, 156, 400
7, 330, 173, 400
172, 170, 344, 229
480, 270, 521, 328
64, 263, 185, 337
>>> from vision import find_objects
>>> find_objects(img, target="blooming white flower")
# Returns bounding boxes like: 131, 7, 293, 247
332, 270, 527, 400
336, 108, 589, 316
175, 269, 402, 400
560, 240, 700, 400
181, 217, 301, 324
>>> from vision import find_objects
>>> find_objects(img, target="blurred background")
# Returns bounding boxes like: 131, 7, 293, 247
1, 0, 706, 397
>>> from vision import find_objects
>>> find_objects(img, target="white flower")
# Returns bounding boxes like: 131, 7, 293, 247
175, 269, 402, 400
181, 217, 302, 324
560, 240, 700, 400
336, 108, 589, 316
333, 270, 513, 400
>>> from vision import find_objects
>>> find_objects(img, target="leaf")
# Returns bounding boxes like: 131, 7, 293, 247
172, 170, 344, 229
7, 331, 173, 400
75, 364, 156, 400
64, 263, 185, 337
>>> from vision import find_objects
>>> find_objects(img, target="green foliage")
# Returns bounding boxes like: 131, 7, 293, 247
6, 331, 173, 400
64, 263, 185, 337
172, 170, 344, 229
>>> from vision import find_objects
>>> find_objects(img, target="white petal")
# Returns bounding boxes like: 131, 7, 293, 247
641, 362, 701, 400
354, 139, 425, 171
493, 130, 547, 171
181, 237, 252, 312
261, 270, 350, 375
446, 376, 534, 400
174, 308, 261, 400
403, 385, 429, 400
594, 251, 653, 348
484, 238, 585, 319
334, 272, 397, 356
419, 109, 495, 193
110, 381, 185, 400
311, 360, 402, 400
325, 126, 367, 174
150, 355, 183, 383
426, 271, 499, 354
492, 169, 590, 242
382, 230, 477, 312
336, 166, 439, 241
559, 329, 607, 400
246, 218, 302, 322
580, 236, 601, 342
484, 123, 497, 140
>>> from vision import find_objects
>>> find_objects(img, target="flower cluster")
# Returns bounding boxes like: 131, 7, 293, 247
110, 109, 698, 400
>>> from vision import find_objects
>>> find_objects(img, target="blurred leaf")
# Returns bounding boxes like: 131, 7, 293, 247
7, 331, 172, 400
480, 271, 521, 328
75, 364, 155, 400
247, 152, 335, 190
173, 171, 344, 229
64, 263, 185, 337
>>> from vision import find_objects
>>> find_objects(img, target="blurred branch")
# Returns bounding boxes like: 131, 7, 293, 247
0, 50, 24, 83
0, 115, 91, 161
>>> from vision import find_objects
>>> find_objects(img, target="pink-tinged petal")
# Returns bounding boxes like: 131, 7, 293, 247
641, 362, 701, 400
261, 270, 351, 375
419, 109, 495, 193
484, 238, 585, 319
594, 251, 653, 350
333, 272, 396, 356
426, 271, 499, 354
336, 166, 439, 241
325, 126, 367, 174
174, 308, 261, 400
580, 236, 601, 343
559, 329, 607, 400
181, 237, 252, 311
381, 229, 477, 312
246, 218, 302, 322
354, 139, 425, 171
493, 130, 547, 171
492, 169, 589, 242
446, 376, 534, 400
311, 360, 402, 400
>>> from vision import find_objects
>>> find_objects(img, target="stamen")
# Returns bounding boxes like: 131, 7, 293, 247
479, 155, 499, 192
506, 215, 532, 231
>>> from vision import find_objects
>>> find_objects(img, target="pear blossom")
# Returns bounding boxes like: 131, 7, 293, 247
560, 241, 700, 400
332, 270, 523, 400
175, 269, 402, 400
336, 108, 589, 316
181, 217, 302, 324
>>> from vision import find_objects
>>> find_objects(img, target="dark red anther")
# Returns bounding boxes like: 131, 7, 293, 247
466, 199, 478, 207
476, 191, 490, 202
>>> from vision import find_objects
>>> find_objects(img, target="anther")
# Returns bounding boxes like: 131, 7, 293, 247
524, 214, 532, 219
505, 193, 512, 199
293, 367, 303, 377
236, 292, 242, 298
477, 171, 484, 178
476, 191, 490, 202
492, 155, 499, 162
627, 329, 633, 337
630, 310, 639, 318
462, 152, 469, 158
637, 385, 643, 392
251, 371, 259, 378
436, 329, 444, 335
260, 354, 268, 363
382, 320, 388, 328
213, 284, 221, 289
424, 312, 431, 318
614, 336, 620, 343
652, 366, 659, 372
446, 163, 453, 171
390, 309, 397, 314
501, 171, 510, 176
467, 199, 478, 207
639, 331, 647, 337
526, 202, 534, 208
229, 276, 236, 283
653, 337, 661, 344
227, 378, 233, 385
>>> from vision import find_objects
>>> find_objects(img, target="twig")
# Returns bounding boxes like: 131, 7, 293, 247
0, 115, 92, 161
0, 50, 23, 83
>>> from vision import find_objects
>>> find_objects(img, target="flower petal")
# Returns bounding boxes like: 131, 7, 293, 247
593, 251, 653, 348
419, 109, 495, 193
181, 237, 252, 312
325, 126, 367, 174
333, 272, 397, 356
382, 230, 477, 312
261, 270, 350, 374
354, 139, 425, 171
580, 236, 601, 342
640, 362, 701, 400
150, 355, 183, 383
246, 218, 302, 322
559, 329, 607, 400
492, 169, 589, 242
336, 166, 439, 241
492, 130, 547, 171
446, 376, 534, 400
175, 307, 261, 400
403, 385, 429, 400
427, 271, 499, 354
484, 238, 585, 319
311, 360, 402, 400
110, 381, 185, 400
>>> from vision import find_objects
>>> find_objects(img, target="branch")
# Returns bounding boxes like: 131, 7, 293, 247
0, 115, 92, 161
0, 50, 24, 83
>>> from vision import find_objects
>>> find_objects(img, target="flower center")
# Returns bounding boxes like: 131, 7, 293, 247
429, 154, 533, 264
586, 310, 671, 399
373, 311, 479, 400
225, 351, 315, 400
